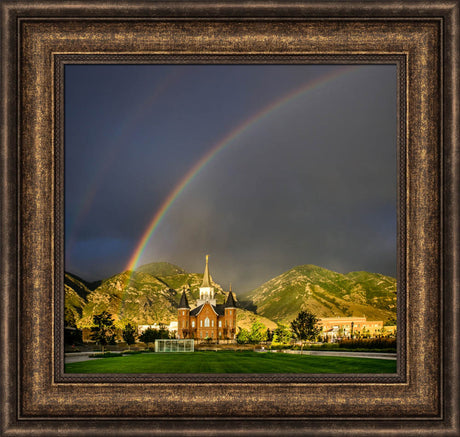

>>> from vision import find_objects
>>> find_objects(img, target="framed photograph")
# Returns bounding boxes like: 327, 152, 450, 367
1, 1, 458, 435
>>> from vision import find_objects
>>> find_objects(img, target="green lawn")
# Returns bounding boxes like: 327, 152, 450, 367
65, 351, 396, 374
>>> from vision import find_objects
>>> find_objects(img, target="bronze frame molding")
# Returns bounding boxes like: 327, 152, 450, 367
1, 1, 458, 435
53, 52, 407, 386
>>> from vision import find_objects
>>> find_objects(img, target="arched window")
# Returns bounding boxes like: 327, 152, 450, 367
192, 321, 195, 328
218, 320, 222, 327
200, 320, 203, 327
204, 317, 210, 327
211, 320, 214, 327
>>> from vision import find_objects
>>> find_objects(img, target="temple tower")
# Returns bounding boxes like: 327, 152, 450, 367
196, 254, 216, 306
224, 285, 237, 339
177, 286, 190, 338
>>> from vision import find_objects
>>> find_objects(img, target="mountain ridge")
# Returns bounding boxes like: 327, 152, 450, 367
245, 264, 396, 324
65, 262, 396, 331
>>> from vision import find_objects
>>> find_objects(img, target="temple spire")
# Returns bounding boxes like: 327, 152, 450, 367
225, 289, 237, 308
201, 254, 211, 287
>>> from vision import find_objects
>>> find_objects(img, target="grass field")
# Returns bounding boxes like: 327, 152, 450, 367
65, 351, 396, 374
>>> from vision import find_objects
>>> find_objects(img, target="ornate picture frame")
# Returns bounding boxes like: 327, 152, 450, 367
1, 1, 458, 435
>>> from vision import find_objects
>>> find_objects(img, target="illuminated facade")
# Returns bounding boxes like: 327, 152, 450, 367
317, 316, 385, 340
177, 255, 237, 342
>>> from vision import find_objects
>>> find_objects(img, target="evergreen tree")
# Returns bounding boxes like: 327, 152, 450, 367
90, 311, 116, 353
122, 323, 137, 350
266, 328, 273, 342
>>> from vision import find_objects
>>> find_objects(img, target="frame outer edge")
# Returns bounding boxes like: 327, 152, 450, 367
443, 1, 460, 435
4, 0, 460, 18
1, 1, 19, 435
1, 0, 459, 435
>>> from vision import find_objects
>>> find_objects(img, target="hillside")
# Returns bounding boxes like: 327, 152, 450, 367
135, 261, 187, 277
245, 265, 396, 325
65, 263, 397, 332
75, 270, 229, 329
64, 272, 91, 327
236, 309, 277, 331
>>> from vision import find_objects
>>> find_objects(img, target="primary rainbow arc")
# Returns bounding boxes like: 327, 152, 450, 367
125, 66, 357, 275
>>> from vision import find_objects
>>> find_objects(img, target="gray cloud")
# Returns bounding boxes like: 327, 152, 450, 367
65, 64, 397, 293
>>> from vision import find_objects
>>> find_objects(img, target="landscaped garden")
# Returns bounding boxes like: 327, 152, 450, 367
65, 350, 396, 374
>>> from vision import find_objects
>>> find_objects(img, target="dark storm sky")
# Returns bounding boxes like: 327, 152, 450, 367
65, 64, 397, 294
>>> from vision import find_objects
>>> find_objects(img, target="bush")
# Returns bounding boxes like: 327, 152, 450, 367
122, 350, 142, 355
338, 338, 396, 350
88, 352, 121, 358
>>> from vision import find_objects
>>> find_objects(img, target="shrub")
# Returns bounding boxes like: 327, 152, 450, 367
338, 338, 396, 350
88, 352, 121, 358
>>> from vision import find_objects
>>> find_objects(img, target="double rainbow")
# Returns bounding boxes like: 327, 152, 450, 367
124, 65, 358, 275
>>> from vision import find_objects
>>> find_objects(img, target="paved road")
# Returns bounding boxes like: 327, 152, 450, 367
65, 352, 121, 364
66, 350, 397, 363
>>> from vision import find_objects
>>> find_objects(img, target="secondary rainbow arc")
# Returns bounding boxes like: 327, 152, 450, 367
124, 66, 358, 276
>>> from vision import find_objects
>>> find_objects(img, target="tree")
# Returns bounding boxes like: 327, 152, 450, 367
90, 311, 116, 353
122, 323, 137, 350
237, 322, 268, 345
158, 323, 170, 339
139, 326, 171, 345
248, 321, 267, 344
272, 324, 292, 345
139, 328, 160, 344
290, 310, 320, 353
236, 327, 250, 344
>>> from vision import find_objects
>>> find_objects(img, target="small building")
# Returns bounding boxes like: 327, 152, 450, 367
177, 255, 237, 342
155, 339, 194, 353
317, 316, 385, 340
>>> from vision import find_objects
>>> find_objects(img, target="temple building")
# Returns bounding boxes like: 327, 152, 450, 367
177, 255, 237, 342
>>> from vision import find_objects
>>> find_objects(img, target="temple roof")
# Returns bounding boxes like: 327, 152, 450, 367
178, 290, 190, 309
189, 303, 226, 316
214, 304, 226, 316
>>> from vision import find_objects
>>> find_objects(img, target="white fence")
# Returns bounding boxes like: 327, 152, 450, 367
154, 339, 194, 353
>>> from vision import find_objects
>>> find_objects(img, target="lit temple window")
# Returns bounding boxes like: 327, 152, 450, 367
192, 321, 195, 328
205, 317, 210, 327
218, 320, 222, 327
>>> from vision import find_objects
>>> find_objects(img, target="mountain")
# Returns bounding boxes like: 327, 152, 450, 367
135, 261, 187, 277
236, 309, 277, 331
65, 263, 397, 332
75, 269, 228, 329
64, 272, 91, 327
244, 264, 396, 325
